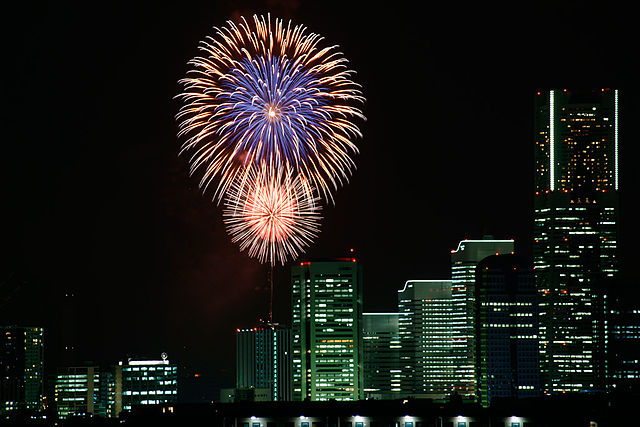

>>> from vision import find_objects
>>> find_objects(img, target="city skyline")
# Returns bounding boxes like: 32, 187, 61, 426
3, 1, 640, 404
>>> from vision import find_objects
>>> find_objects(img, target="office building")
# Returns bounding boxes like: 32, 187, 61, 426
236, 323, 292, 401
607, 282, 640, 392
115, 355, 177, 416
54, 366, 100, 419
362, 313, 401, 399
534, 89, 620, 393
397, 280, 455, 399
291, 259, 363, 401
0, 326, 44, 418
97, 369, 116, 418
475, 254, 540, 407
450, 239, 515, 397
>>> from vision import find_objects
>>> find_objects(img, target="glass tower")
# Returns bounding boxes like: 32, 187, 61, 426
362, 313, 401, 399
291, 259, 363, 401
0, 326, 44, 418
534, 89, 620, 394
450, 239, 515, 398
236, 324, 292, 401
397, 280, 455, 399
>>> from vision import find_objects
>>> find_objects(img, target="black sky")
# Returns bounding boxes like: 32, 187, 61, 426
2, 1, 639, 402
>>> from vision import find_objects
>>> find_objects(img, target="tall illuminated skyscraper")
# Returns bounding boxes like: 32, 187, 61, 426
0, 326, 44, 418
236, 324, 292, 401
291, 259, 363, 401
397, 280, 455, 399
450, 239, 515, 398
534, 89, 620, 394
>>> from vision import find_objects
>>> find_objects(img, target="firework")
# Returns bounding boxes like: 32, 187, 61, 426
177, 14, 365, 202
223, 163, 322, 266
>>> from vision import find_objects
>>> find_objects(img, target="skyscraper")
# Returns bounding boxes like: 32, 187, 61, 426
397, 280, 455, 399
236, 323, 292, 401
291, 259, 363, 401
0, 326, 44, 418
534, 89, 620, 394
362, 313, 401, 399
450, 239, 515, 398
475, 254, 540, 407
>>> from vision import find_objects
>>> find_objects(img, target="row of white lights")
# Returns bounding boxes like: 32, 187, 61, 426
249, 415, 525, 422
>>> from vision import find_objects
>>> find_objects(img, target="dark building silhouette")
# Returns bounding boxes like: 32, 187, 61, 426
362, 312, 400, 399
534, 89, 620, 394
475, 254, 540, 407
607, 281, 640, 392
0, 326, 44, 418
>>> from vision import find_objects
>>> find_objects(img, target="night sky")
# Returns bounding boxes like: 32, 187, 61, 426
2, 1, 639, 402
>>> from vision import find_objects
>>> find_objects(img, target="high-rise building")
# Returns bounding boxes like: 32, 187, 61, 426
397, 280, 455, 399
607, 282, 640, 393
236, 323, 292, 401
534, 89, 620, 394
362, 313, 401, 399
474, 254, 540, 407
114, 355, 177, 416
0, 326, 44, 418
97, 369, 115, 418
291, 259, 363, 401
54, 366, 100, 419
450, 239, 515, 398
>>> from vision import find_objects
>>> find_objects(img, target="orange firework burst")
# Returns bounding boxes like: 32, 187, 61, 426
223, 164, 322, 265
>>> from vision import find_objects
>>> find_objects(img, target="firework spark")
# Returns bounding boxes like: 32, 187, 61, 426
177, 14, 365, 202
223, 163, 322, 265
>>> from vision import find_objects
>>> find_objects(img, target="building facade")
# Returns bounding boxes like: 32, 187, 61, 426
291, 260, 363, 401
607, 282, 640, 392
450, 239, 515, 398
362, 313, 401, 399
534, 89, 620, 394
397, 280, 455, 399
115, 356, 178, 416
0, 326, 44, 418
474, 254, 540, 407
54, 366, 101, 419
236, 324, 292, 401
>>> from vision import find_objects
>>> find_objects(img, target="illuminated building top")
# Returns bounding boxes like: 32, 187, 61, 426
534, 89, 619, 196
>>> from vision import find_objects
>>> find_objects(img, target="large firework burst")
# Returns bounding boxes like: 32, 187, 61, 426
223, 163, 322, 266
177, 14, 365, 202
